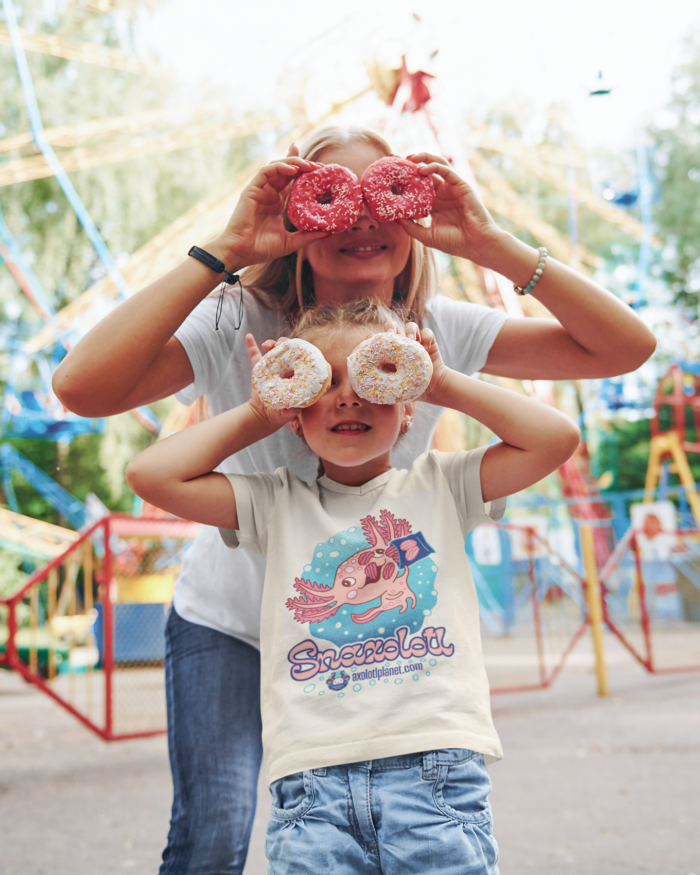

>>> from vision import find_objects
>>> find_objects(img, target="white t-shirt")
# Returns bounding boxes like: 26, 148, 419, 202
173, 289, 508, 648
220, 447, 505, 784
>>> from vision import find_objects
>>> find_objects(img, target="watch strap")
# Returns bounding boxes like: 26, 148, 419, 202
188, 245, 227, 275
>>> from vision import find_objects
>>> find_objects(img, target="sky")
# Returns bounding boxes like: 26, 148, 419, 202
144, 0, 700, 151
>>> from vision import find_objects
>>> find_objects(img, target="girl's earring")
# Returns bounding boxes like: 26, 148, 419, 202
400, 418, 413, 435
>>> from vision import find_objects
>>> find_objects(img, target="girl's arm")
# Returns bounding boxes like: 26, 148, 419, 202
418, 330, 581, 502
125, 336, 292, 528
52, 155, 329, 417
400, 155, 656, 380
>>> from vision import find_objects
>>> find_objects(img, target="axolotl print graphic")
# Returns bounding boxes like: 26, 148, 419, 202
286, 509, 431, 626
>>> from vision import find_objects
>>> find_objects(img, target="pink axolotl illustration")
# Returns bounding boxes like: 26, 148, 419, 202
286, 509, 418, 625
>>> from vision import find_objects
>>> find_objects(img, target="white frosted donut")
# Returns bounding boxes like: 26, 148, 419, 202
252, 339, 331, 409
347, 333, 433, 404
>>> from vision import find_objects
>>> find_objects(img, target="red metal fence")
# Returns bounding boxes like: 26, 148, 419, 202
481, 523, 588, 694
3, 516, 699, 738
0, 515, 199, 740
599, 527, 700, 675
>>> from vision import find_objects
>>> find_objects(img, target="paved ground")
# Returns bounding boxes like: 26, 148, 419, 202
1, 634, 698, 875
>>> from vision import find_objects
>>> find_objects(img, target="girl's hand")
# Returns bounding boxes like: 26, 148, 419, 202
385, 321, 450, 404
217, 145, 331, 267
245, 334, 301, 429
397, 153, 502, 265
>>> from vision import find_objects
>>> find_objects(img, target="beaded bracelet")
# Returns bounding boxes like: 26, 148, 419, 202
514, 247, 548, 296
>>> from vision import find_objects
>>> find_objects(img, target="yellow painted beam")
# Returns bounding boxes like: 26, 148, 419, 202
468, 149, 600, 271
0, 103, 221, 154
21, 86, 378, 351
24, 158, 265, 351
0, 24, 161, 76
469, 125, 656, 246
580, 525, 610, 697
0, 114, 278, 186
645, 431, 700, 529
0, 507, 79, 558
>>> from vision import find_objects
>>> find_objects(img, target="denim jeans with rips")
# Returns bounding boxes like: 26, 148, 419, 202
265, 748, 499, 875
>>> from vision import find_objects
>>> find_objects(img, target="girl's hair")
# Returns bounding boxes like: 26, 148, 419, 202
288, 299, 404, 344
241, 126, 438, 322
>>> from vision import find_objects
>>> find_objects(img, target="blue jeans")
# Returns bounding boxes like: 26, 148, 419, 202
266, 749, 499, 874
160, 607, 263, 874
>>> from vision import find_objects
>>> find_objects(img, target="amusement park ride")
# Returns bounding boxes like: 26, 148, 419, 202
1, 0, 698, 736
646, 363, 700, 523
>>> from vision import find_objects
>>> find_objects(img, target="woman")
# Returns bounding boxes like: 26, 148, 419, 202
53, 127, 655, 875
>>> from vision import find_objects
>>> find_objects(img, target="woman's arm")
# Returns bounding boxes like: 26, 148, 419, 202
475, 232, 656, 380
53, 155, 329, 417
419, 330, 581, 502
125, 335, 291, 527
400, 155, 656, 380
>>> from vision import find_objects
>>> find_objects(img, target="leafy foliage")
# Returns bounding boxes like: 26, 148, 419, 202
0, 1, 260, 519
652, 30, 700, 311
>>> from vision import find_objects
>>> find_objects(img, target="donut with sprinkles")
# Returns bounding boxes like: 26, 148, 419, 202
361, 156, 435, 223
347, 332, 433, 405
253, 339, 331, 409
288, 164, 363, 233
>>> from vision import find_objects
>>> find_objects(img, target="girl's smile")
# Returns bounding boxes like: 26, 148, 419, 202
330, 419, 372, 433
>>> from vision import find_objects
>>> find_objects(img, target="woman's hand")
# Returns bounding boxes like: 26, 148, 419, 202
396, 153, 502, 265
245, 334, 301, 430
385, 321, 451, 404
217, 146, 331, 267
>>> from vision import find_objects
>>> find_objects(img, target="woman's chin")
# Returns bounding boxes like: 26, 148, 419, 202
311, 253, 401, 289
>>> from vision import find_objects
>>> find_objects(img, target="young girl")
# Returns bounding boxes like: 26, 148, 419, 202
126, 300, 580, 874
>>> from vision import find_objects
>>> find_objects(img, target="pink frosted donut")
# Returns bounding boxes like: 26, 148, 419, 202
252, 339, 331, 409
361, 156, 435, 223
288, 164, 363, 233
347, 333, 433, 405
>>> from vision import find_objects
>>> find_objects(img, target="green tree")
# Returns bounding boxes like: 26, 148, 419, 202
653, 30, 700, 311
0, 0, 256, 318
0, 1, 260, 518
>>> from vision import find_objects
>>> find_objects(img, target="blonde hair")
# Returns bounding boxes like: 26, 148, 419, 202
241, 126, 438, 323
289, 299, 403, 345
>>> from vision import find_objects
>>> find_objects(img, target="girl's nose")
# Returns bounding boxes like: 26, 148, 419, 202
335, 376, 362, 406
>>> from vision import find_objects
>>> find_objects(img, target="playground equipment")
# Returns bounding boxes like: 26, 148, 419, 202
0, 512, 588, 735
0, 506, 78, 560
2, 341, 105, 442
599, 525, 700, 674
0, 21, 161, 76
1, 443, 88, 529
471, 520, 588, 694
645, 362, 700, 526
0, 514, 200, 739
2, 7, 696, 737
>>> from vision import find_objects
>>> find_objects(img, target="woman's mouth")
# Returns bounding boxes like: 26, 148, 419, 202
338, 245, 387, 259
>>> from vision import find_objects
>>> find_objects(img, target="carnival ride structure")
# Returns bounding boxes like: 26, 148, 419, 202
1, 2, 698, 737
